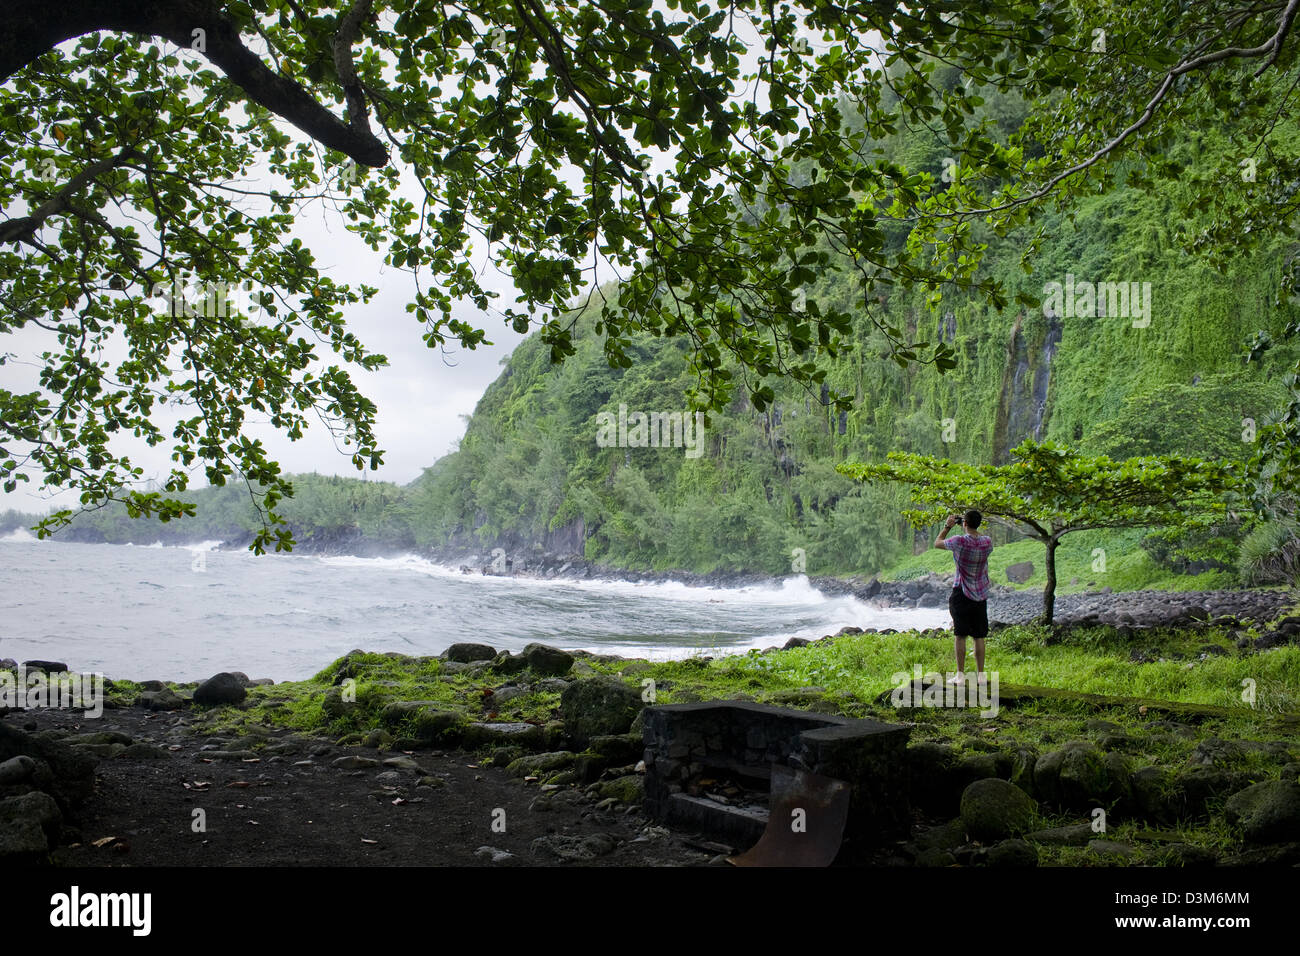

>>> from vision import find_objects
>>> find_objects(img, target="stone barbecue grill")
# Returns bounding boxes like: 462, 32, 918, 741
641, 701, 912, 862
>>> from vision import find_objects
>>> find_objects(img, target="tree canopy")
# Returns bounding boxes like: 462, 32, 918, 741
2, 0, 1299, 549
840, 439, 1245, 622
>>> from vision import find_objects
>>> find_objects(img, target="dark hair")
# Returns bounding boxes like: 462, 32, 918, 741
964, 509, 982, 530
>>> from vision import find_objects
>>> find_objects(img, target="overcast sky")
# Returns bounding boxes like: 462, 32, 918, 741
1, 188, 531, 514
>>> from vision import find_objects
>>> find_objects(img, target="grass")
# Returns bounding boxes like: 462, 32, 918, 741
70, 609, 1299, 759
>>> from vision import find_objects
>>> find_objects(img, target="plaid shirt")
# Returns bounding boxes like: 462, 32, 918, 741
941, 533, 994, 601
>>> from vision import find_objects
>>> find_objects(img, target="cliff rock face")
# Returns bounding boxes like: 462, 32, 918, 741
994, 313, 1063, 464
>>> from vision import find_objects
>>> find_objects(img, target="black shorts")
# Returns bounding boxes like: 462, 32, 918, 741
949, 587, 988, 639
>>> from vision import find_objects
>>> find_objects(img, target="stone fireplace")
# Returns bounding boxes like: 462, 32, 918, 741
641, 701, 912, 862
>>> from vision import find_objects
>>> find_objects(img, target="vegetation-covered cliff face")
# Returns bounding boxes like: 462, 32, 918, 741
407, 169, 1299, 577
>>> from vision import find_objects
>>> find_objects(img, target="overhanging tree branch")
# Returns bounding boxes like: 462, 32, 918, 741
0, 0, 388, 167
0, 146, 141, 246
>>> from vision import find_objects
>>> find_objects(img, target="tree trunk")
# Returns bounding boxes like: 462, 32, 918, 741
1042, 537, 1058, 625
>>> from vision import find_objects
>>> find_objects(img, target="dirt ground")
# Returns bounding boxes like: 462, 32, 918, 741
11, 705, 744, 867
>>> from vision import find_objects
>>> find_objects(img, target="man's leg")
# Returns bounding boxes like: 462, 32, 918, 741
948, 588, 967, 683
974, 638, 986, 675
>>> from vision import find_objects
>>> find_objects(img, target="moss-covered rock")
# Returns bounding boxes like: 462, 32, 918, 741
321, 685, 356, 719
379, 701, 469, 744
913, 817, 968, 851
960, 778, 1038, 841
1087, 839, 1138, 861
1131, 765, 1174, 822
985, 838, 1038, 867
560, 678, 643, 748
506, 751, 577, 778
1009, 748, 1038, 796
1170, 767, 1253, 819
1224, 780, 1300, 844
594, 774, 644, 803
462, 722, 545, 750
1024, 823, 1093, 846
1034, 741, 1118, 808
955, 751, 1012, 788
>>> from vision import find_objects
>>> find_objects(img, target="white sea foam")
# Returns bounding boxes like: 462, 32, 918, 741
315, 555, 949, 640
0, 528, 38, 543
180, 540, 224, 552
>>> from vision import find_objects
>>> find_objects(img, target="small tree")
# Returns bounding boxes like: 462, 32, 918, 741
838, 440, 1243, 624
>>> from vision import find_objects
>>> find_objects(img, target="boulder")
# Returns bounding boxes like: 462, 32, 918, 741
913, 817, 968, 851
137, 687, 185, 711
531, 832, 618, 862
122, 743, 169, 760
560, 678, 643, 748
1087, 839, 1138, 861
1170, 768, 1252, 819
192, 673, 247, 707
594, 774, 644, 803
0, 722, 96, 811
321, 685, 356, 718
66, 731, 132, 747
381, 756, 427, 773
1009, 748, 1038, 796
1034, 741, 1116, 808
1223, 780, 1300, 844
21, 660, 68, 674
1131, 766, 1174, 822
489, 685, 529, 706
0, 791, 61, 858
0, 755, 37, 786
442, 643, 497, 663
462, 722, 545, 750
519, 643, 575, 677
506, 751, 577, 778
960, 778, 1037, 841
955, 751, 1012, 788
1218, 843, 1300, 866
1005, 562, 1034, 584
1024, 823, 1093, 846
914, 847, 957, 867
331, 755, 380, 770
985, 838, 1038, 867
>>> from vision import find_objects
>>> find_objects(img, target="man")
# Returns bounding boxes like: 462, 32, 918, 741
934, 509, 993, 684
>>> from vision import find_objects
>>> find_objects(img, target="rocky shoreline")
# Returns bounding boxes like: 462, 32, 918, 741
430, 546, 1297, 634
